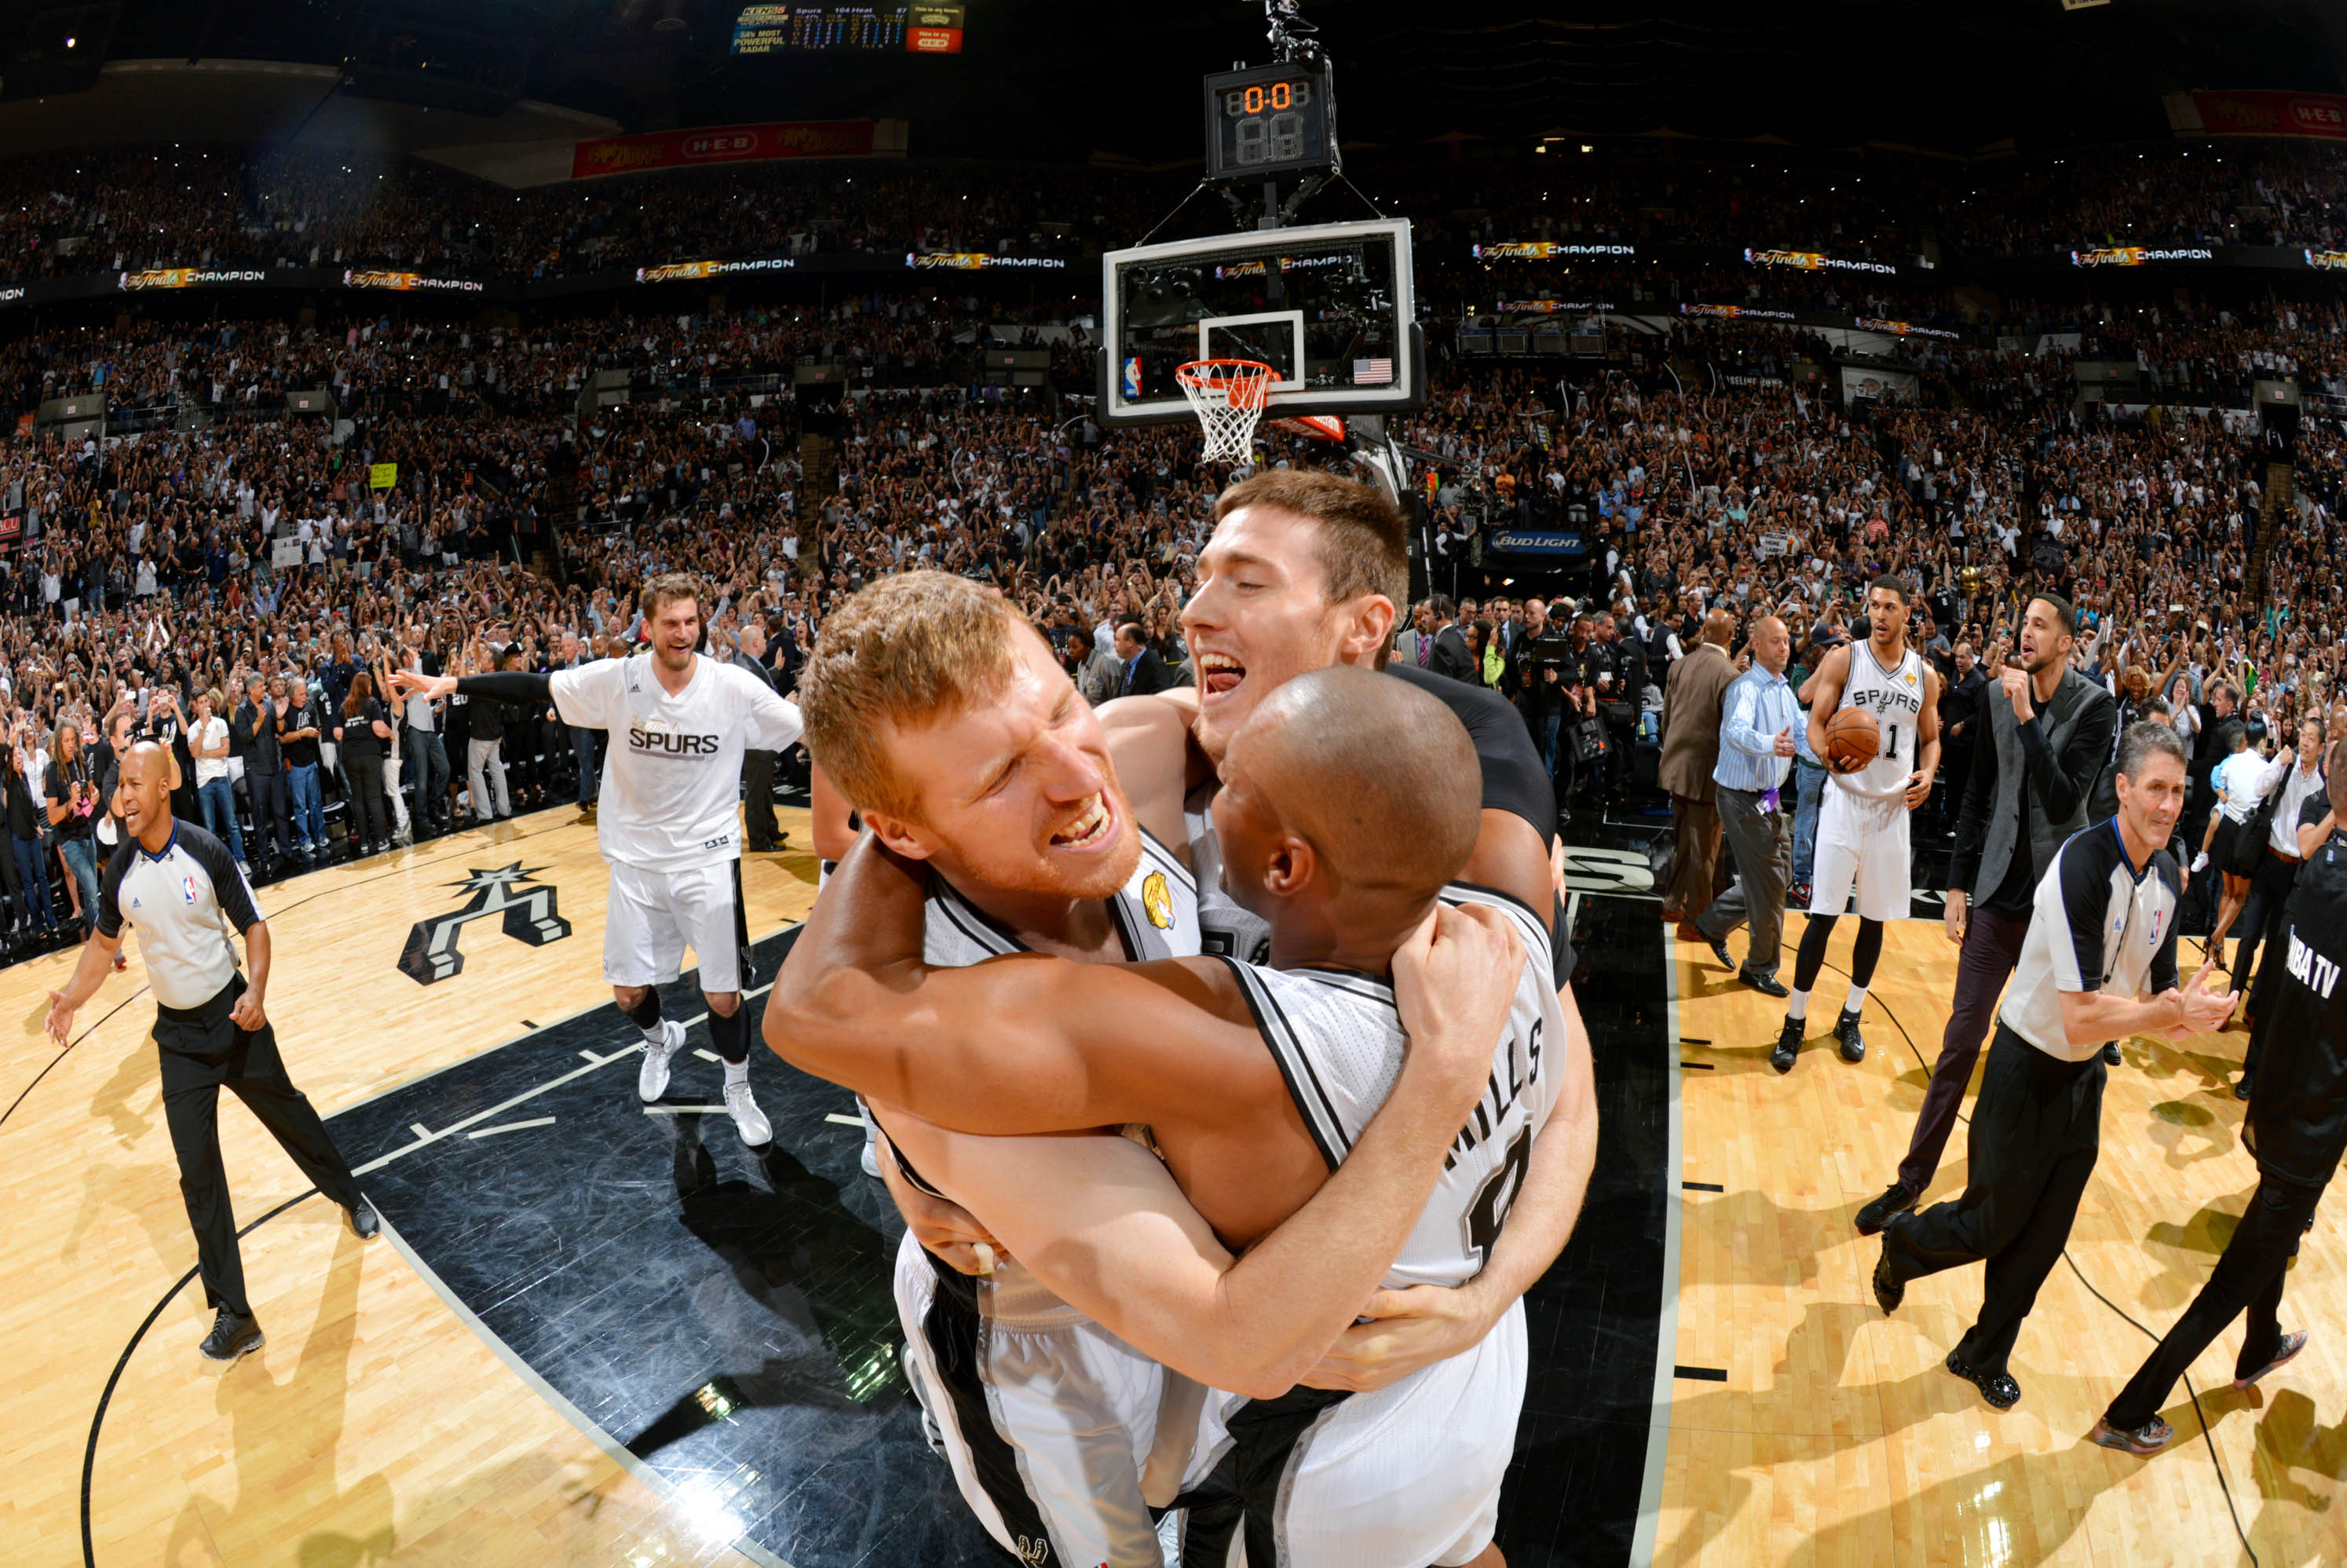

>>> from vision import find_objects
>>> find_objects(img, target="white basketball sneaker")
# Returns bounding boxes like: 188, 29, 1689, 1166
725, 1080, 773, 1146
637, 1018, 685, 1102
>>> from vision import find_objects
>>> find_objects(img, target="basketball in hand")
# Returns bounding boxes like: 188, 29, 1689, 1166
1824, 708, 1880, 773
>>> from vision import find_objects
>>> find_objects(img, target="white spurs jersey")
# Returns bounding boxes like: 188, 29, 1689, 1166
923, 825, 1200, 970
1220, 884, 1563, 1288
549, 652, 802, 873
1833, 641, 1928, 802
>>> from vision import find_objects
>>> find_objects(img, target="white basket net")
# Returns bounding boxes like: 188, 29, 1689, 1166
1176, 360, 1275, 464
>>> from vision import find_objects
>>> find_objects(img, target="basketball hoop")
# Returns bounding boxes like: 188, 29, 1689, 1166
1176, 359, 1274, 463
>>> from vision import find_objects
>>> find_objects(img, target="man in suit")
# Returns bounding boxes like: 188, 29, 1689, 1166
1935, 639, 1988, 823
1113, 623, 1174, 698
1393, 600, 1435, 669
1658, 609, 1738, 923
1427, 596, 1478, 685
232, 673, 288, 873
734, 620, 785, 851
1854, 594, 2116, 1235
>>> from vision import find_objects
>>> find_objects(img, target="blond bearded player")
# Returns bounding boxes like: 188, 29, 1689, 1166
774, 653, 1559, 1568
392, 573, 802, 1146
778, 574, 1523, 1568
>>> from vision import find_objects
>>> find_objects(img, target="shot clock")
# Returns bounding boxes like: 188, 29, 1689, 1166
1203, 62, 1338, 179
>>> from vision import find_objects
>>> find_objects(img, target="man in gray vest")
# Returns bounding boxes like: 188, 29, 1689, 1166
1856, 594, 2118, 1234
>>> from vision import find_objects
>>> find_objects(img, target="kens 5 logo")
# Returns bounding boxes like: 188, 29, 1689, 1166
629, 727, 722, 756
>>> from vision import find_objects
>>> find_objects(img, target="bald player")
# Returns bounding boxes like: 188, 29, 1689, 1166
783, 572, 1516, 1568
772, 665, 1563, 1568
46, 741, 377, 1369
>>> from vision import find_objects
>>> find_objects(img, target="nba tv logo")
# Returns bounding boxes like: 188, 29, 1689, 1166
399, 863, 572, 984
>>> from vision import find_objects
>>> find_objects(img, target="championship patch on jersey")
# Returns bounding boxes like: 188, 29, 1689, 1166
1142, 870, 1175, 930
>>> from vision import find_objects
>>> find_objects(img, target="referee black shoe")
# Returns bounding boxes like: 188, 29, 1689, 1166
1871, 1239, 1905, 1314
1834, 1008, 1866, 1063
1855, 1180, 1918, 1236
1945, 1350, 2021, 1409
346, 1197, 381, 1241
199, 1307, 264, 1367
1769, 1017, 1803, 1074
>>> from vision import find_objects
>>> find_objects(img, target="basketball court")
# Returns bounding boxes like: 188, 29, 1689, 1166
0, 791, 2327, 1564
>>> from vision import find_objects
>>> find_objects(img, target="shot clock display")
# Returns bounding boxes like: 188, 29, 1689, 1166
1204, 63, 1337, 180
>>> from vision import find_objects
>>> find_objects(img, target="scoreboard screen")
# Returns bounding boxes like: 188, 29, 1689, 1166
1203, 63, 1338, 180
730, 4, 963, 53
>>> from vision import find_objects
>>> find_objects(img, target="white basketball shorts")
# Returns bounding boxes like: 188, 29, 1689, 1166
603, 858, 747, 992
895, 1232, 1179, 1568
1808, 783, 1911, 923
1175, 1297, 1527, 1568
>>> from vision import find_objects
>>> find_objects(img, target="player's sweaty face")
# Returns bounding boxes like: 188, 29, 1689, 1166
1866, 589, 1904, 645
1182, 506, 1351, 763
649, 598, 700, 669
897, 632, 1140, 901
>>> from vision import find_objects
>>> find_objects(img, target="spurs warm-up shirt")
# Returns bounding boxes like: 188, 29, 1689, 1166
549, 652, 802, 872
2000, 817, 2182, 1062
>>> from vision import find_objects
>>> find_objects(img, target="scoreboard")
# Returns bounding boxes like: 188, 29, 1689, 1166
1203, 62, 1338, 180
729, 4, 963, 54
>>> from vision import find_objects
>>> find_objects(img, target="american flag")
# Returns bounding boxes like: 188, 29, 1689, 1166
1352, 356, 1393, 385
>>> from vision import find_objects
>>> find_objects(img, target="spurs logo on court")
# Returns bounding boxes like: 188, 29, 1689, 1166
398, 862, 572, 985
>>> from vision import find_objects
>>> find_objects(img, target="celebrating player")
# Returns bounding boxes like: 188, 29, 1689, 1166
1771, 575, 1940, 1073
773, 661, 1556, 1568
391, 574, 802, 1146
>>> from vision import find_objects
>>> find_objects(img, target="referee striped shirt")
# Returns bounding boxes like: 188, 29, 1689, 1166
96, 822, 261, 1010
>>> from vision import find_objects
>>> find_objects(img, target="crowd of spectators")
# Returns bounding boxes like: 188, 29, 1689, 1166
0, 140, 2342, 970
5, 138, 2346, 293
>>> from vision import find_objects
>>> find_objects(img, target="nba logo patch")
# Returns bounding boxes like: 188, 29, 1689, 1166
1122, 356, 1143, 401
181, 875, 198, 905
1142, 870, 1175, 930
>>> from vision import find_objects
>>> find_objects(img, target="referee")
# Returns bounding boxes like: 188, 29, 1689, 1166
1872, 722, 2235, 1409
2090, 739, 2347, 1454
44, 740, 378, 1368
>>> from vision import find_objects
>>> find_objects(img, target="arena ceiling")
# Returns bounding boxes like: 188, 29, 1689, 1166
4, 0, 2345, 159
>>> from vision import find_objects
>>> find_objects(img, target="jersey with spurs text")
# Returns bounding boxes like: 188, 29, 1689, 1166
550, 652, 802, 873
1833, 641, 1927, 802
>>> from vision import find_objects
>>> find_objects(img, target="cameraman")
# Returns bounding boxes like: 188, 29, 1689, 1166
1507, 598, 1576, 797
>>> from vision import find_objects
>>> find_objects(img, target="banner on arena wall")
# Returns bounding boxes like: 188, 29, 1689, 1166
1744, 247, 1897, 276
1471, 242, 1636, 261
2308, 250, 2347, 272
2165, 90, 2347, 141
1497, 300, 1616, 314
1486, 531, 1585, 556
571, 121, 881, 181
2070, 246, 2215, 267
906, 253, 1069, 270
119, 268, 267, 291
1680, 302, 1798, 322
270, 539, 304, 568
369, 463, 397, 491
1855, 316, 1961, 341
634, 258, 798, 283
1839, 365, 1918, 404
342, 270, 486, 294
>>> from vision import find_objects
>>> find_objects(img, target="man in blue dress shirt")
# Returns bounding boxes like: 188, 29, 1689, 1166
1693, 614, 1799, 996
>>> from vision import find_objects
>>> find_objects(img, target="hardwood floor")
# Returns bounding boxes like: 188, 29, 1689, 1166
1658, 914, 2346, 1567
0, 806, 815, 1568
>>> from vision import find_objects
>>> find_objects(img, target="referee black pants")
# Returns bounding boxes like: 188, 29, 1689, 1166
1882, 1023, 2104, 1379
2104, 1171, 2323, 1429
158, 974, 364, 1319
